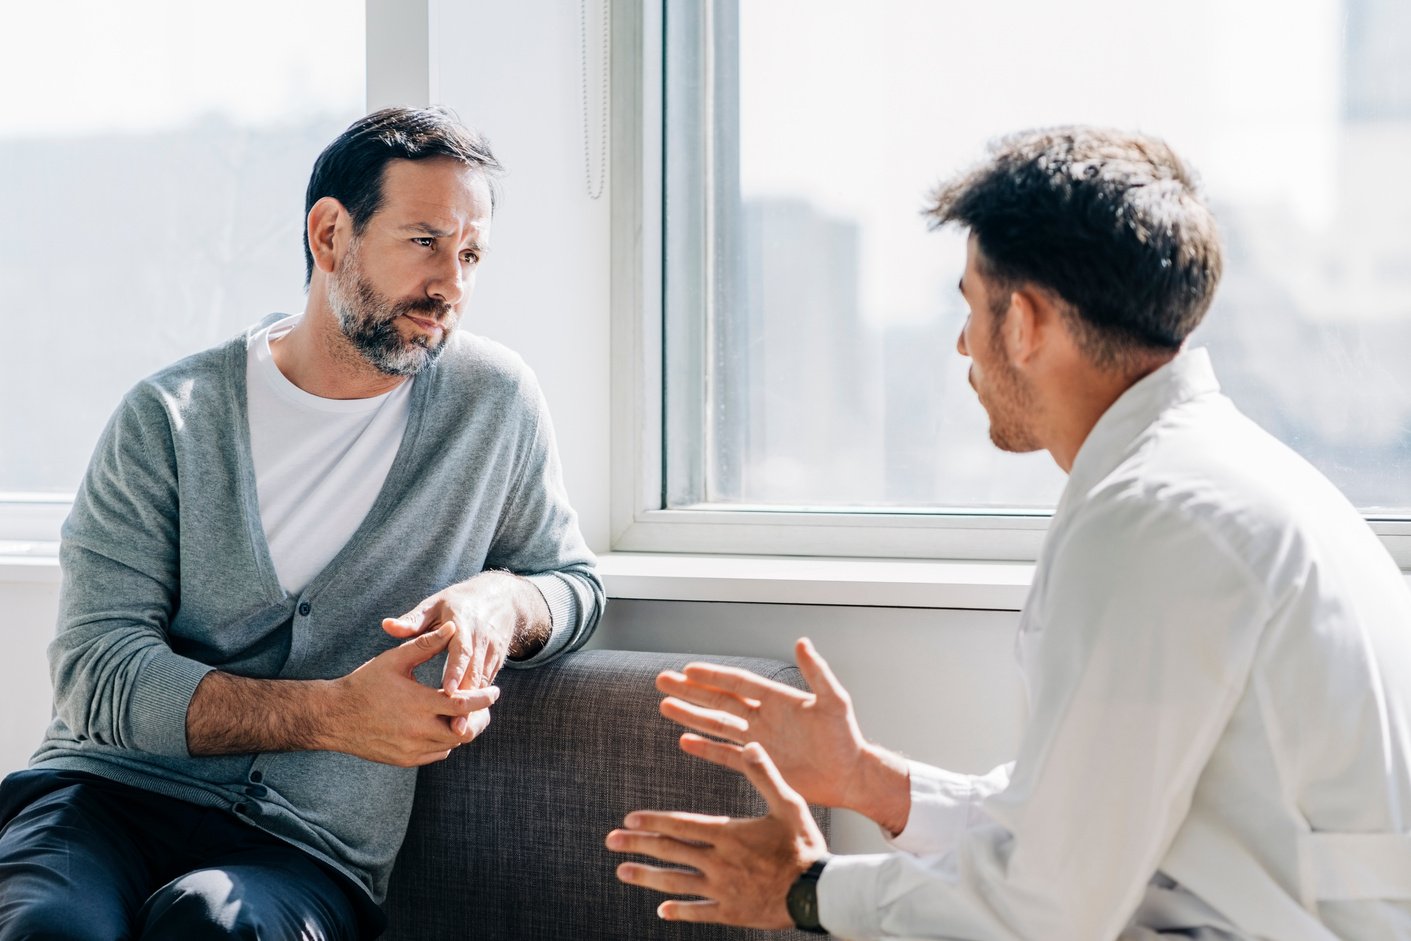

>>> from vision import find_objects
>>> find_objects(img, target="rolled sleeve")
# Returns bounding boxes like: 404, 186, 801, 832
126, 651, 216, 756
886, 760, 1012, 855
515, 572, 583, 664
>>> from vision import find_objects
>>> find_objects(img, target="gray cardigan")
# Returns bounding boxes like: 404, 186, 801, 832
32, 316, 604, 903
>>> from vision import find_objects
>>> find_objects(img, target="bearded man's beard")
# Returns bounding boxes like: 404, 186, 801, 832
329, 252, 455, 377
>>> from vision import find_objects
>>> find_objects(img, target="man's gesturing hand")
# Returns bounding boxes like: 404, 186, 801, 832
607, 743, 829, 929
658, 637, 911, 833
382, 572, 549, 736
329, 623, 498, 766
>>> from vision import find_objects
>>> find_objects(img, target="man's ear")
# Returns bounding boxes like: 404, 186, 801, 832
1003, 287, 1067, 369
307, 196, 349, 276
1000, 289, 1041, 367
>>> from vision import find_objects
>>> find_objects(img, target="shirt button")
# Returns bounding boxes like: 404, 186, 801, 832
249, 770, 263, 783
244, 784, 268, 798
297, 601, 311, 617
234, 802, 249, 815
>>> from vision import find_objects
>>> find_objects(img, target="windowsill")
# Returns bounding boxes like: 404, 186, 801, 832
6, 546, 1410, 612
0, 542, 61, 584
0, 543, 1033, 607
597, 552, 1035, 610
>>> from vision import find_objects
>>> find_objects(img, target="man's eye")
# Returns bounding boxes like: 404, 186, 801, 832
461, 252, 479, 265
412, 237, 434, 248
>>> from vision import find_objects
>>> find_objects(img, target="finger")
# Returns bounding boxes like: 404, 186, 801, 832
479, 652, 506, 687
605, 830, 711, 869
478, 636, 509, 687
464, 629, 491, 690
615, 861, 707, 897
449, 707, 490, 738
657, 672, 760, 714
660, 698, 749, 740
387, 622, 456, 671
678, 733, 747, 773
454, 705, 492, 742
680, 662, 805, 704
739, 743, 806, 816
442, 627, 473, 694
622, 810, 728, 842
440, 685, 500, 717
658, 899, 725, 924
795, 637, 849, 704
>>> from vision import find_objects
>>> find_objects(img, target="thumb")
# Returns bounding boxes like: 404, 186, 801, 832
382, 605, 428, 638
382, 617, 419, 638
386, 622, 455, 671
795, 637, 848, 704
740, 742, 805, 817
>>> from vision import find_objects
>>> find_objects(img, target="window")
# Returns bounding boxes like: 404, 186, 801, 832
612, 0, 1411, 561
0, 0, 365, 541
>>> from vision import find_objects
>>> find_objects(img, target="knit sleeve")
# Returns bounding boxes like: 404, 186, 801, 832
486, 377, 605, 667
50, 384, 214, 757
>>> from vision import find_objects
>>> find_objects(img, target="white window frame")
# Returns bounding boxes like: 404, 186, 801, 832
607, 0, 1411, 567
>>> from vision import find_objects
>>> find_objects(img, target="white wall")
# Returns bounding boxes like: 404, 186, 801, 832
0, 576, 59, 774
433, 0, 614, 550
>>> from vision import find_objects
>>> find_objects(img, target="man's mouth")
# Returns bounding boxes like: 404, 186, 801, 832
403, 313, 445, 337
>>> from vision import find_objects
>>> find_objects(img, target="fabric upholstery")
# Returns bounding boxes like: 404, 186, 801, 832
382, 649, 831, 940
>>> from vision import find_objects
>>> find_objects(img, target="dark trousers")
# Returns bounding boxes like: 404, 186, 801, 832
0, 769, 383, 941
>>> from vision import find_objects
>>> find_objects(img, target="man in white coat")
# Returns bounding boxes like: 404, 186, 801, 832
606, 127, 1411, 939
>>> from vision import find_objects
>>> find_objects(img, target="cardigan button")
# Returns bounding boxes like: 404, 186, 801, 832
297, 601, 311, 617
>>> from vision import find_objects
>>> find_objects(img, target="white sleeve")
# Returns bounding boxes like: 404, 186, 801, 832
885, 760, 1013, 855
819, 504, 1267, 940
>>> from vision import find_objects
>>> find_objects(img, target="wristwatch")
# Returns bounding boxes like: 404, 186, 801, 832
786, 855, 831, 934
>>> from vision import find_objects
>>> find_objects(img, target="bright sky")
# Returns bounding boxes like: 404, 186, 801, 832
0, 0, 364, 137
738, 0, 1344, 325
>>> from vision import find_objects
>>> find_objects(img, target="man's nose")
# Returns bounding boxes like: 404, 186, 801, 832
428, 256, 466, 308
956, 317, 970, 356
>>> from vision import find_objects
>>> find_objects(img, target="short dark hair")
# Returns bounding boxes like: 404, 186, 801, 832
303, 106, 504, 285
928, 127, 1223, 371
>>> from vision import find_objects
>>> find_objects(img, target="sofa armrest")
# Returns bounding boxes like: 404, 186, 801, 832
382, 649, 832, 940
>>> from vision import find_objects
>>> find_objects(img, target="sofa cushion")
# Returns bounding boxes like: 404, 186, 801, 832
382, 649, 831, 940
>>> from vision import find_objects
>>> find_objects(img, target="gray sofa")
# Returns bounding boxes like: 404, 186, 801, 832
382, 649, 831, 940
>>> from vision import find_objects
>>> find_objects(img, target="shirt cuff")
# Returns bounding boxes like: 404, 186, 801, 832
127, 649, 216, 758
885, 759, 983, 855
513, 572, 580, 664
817, 852, 896, 940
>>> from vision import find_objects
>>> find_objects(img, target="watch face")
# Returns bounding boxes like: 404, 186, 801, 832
787, 860, 828, 932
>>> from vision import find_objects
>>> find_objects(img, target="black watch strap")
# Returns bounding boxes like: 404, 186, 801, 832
786, 855, 830, 934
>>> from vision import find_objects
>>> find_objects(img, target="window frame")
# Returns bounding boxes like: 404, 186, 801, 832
607, 0, 1411, 567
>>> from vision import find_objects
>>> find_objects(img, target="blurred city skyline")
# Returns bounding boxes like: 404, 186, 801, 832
682, 0, 1411, 511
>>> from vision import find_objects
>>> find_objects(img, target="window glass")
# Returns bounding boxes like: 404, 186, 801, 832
0, 0, 364, 493
665, 0, 1411, 514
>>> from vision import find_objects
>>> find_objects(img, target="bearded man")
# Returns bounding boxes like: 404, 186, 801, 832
0, 108, 603, 940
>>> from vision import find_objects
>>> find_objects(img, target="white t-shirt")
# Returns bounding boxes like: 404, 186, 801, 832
246, 315, 414, 595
